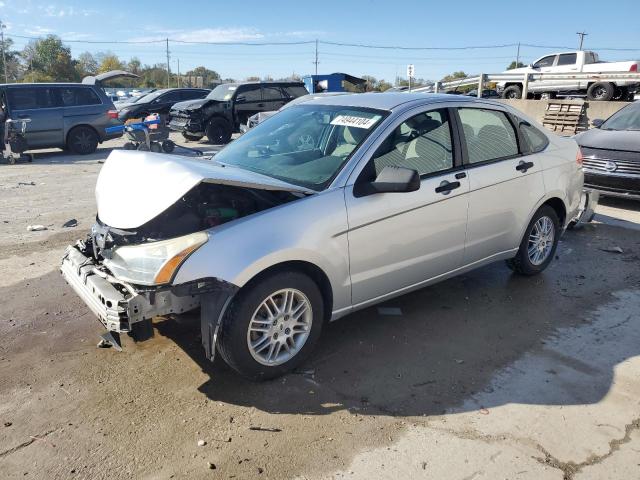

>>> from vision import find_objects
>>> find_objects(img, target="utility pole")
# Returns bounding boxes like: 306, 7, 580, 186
166, 38, 171, 88
576, 31, 588, 51
313, 39, 319, 76
0, 20, 7, 83
177, 58, 180, 88
516, 42, 520, 67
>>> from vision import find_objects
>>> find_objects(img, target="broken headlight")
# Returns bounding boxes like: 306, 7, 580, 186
103, 231, 208, 286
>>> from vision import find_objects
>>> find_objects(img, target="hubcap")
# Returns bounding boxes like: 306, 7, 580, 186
247, 288, 313, 366
527, 216, 555, 266
74, 130, 93, 151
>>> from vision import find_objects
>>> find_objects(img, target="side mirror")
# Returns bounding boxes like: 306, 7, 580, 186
356, 166, 420, 197
592, 118, 605, 128
235, 94, 246, 104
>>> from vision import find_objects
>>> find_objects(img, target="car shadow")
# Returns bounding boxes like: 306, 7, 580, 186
154, 226, 640, 418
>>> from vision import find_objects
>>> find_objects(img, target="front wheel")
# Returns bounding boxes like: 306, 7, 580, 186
217, 271, 324, 380
506, 205, 560, 276
502, 85, 523, 99
587, 82, 615, 101
206, 118, 232, 145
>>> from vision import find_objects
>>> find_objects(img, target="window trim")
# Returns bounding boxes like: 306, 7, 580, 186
454, 106, 525, 169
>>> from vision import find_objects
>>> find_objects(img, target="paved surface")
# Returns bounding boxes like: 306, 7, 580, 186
1, 136, 639, 479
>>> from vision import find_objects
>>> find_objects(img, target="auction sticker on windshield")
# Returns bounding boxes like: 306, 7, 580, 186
331, 114, 381, 129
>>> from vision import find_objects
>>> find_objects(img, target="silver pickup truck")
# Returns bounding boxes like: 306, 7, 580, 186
498, 51, 640, 101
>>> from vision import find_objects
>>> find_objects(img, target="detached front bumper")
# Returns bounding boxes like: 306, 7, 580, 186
60, 244, 200, 333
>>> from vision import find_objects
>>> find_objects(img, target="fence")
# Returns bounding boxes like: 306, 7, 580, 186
411, 72, 640, 97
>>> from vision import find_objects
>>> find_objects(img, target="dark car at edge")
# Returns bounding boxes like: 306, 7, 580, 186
116, 88, 210, 122
575, 102, 640, 200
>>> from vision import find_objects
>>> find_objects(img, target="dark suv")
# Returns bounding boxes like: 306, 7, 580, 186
116, 88, 210, 122
169, 81, 308, 144
0, 82, 123, 154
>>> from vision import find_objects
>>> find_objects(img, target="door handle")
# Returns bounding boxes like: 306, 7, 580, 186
516, 160, 534, 173
435, 180, 461, 195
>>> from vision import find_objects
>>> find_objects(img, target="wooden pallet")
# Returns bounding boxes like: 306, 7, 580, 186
542, 102, 586, 134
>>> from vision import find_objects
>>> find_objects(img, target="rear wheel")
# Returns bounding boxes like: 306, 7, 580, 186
67, 126, 99, 155
218, 271, 324, 380
506, 205, 560, 276
587, 82, 615, 101
206, 118, 232, 145
502, 85, 523, 99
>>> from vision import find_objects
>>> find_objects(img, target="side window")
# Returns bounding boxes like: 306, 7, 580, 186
180, 90, 206, 100
533, 55, 555, 68
158, 91, 181, 103
458, 108, 519, 163
520, 122, 549, 153
283, 85, 308, 98
370, 109, 453, 177
236, 85, 261, 102
262, 86, 284, 101
54, 87, 101, 107
557, 53, 577, 66
7, 87, 54, 110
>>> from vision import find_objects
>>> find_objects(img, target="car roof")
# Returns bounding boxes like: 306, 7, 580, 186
300, 92, 479, 111
1, 82, 96, 87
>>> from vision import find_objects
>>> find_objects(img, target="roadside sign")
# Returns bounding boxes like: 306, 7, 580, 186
407, 64, 415, 78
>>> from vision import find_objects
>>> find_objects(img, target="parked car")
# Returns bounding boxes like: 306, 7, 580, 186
168, 81, 308, 144
465, 89, 500, 98
61, 93, 583, 379
113, 89, 157, 108
498, 50, 640, 101
241, 92, 351, 131
117, 88, 210, 122
575, 102, 640, 199
0, 71, 136, 154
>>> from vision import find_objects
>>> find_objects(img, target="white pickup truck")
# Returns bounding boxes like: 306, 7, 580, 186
497, 51, 640, 101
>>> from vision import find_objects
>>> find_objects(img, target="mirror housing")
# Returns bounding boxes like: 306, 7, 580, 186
592, 118, 605, 128
355, 166, 420, 197
235, 94, 246, 104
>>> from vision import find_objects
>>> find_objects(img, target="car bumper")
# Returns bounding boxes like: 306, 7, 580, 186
60, 244, 200, 333
584, 171, 640, 200
168, 116, 204, 135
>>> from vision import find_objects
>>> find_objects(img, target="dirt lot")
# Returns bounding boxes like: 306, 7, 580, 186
1, 136, 639, 480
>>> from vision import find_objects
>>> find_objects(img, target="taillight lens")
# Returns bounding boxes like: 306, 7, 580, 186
576, 148, 584, 166
630, 64, 638, 72
107, 110, 118, 119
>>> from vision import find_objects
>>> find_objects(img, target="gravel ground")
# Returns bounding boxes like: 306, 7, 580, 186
1, 136, 639, 479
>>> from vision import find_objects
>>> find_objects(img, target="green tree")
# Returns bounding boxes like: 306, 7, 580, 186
76, 51, 98, 78
98, 53, 124, 73
0, 37, 21, 82
127, 57, 142, 75
507, 61, 526, 70
22, 35, 78, 82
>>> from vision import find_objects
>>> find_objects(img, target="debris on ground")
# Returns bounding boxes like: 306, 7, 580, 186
4, 421, 12, 427
249, 426, 282, 432
62, 218, 78, 228
197, 440, 206, 447
377, 307, 403, 316
17, 181, 36, 186
207, 462, 216, 470
600, 246, 624, 254
27, 225, 47, 231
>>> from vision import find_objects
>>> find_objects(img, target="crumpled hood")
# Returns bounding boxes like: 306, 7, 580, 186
575, 128, 640, 153
171, 98, 218, 112
96, 150, 312, 229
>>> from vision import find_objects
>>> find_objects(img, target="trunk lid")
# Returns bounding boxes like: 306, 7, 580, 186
96, 150, 312, 229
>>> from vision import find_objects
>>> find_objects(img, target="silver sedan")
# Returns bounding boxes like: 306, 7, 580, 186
61, 93, 584, 380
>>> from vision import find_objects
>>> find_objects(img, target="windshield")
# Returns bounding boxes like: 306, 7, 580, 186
213, 104, 387, 190
602, 105, 640, 131
207, 84, 238, 101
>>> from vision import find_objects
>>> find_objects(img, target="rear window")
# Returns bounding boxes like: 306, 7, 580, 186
54, 87, 102, 107
262, 86, 284, 101
7, 87, 55, 110
520, 122, 549, 153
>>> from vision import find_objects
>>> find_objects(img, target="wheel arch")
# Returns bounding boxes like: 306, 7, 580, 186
239, 260, 334, 323
519, 194, 568, 242
66, 123, 101, 145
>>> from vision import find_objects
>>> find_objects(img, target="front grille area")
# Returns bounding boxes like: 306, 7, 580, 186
581, 147, 640, 176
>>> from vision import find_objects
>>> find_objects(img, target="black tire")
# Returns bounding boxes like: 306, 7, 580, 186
67, 126, 99, 155
149, 142, 163, 153
182, 132, 203, 142
613, 87, 629, 101
161, 140, 175, 153
218, 271, 325, 381
502, 85, 523, 99
123, 142, 137, 150
206, 118, 232, 145
506, 205, 560, 276
587, 82, 615, 101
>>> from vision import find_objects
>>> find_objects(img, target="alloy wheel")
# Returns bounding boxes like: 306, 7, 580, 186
527, 216, 555, 266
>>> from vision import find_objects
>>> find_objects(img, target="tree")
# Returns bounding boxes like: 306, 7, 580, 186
183, 66, 220, 88
440, 71, 468, 83
245, 76, 260, 81
22, 35, 78, 82
127, 57, 142, 75
0, 37, 21, 82
76, 52, 98, 78
507, 61, 526, 70
98, 53, 124, 73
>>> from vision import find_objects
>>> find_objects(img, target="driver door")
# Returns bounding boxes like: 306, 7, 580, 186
344, 107, 469, 306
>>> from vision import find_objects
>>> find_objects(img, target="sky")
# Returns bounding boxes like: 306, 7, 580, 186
1, 0, 639, 83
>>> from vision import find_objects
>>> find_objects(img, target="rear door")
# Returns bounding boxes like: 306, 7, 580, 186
52, 86, 107, 140
456, 106, 545, 265
233, 84, 263, 126
6, 86, 63, 148
261, 85, 287, 111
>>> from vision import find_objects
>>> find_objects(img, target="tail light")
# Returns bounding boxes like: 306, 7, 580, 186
630, 64, 638, 72
576, 148, 583, 166
107, 110, 118, 119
